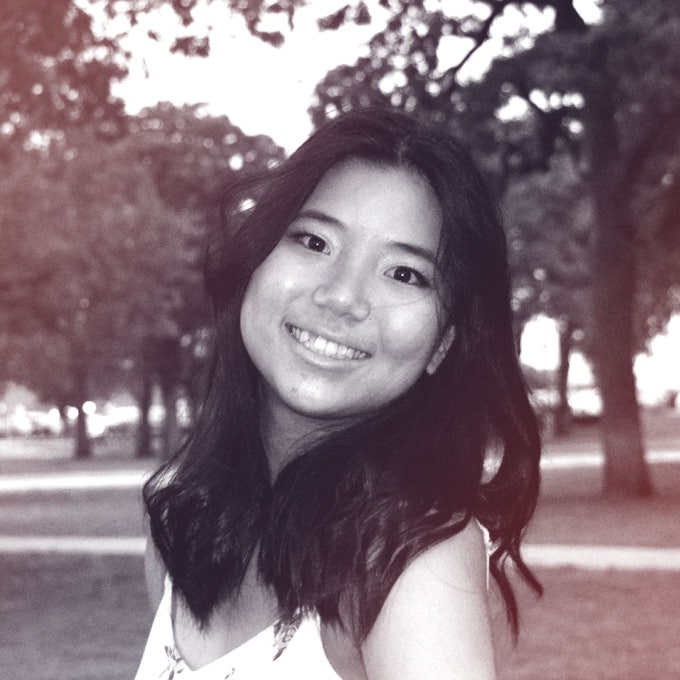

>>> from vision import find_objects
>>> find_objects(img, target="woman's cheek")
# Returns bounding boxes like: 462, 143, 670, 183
379, 302, 441, 361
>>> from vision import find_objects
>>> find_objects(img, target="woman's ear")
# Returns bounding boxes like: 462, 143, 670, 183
426, 326, 455, 376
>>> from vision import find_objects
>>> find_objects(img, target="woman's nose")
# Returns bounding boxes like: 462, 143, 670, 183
312, 266, 371, 321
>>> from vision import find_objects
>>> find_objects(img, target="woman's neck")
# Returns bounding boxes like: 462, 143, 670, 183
259, 392, 351, 479
259, 400, 319, 479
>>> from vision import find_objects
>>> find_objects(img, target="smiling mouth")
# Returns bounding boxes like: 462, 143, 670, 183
286, 324, 370, 360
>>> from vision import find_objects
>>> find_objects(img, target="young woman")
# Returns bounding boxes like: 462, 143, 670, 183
136, 107, 541, 680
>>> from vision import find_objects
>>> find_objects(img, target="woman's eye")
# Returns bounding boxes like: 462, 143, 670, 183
298, 233, 329, 254
387, 266, 429, 287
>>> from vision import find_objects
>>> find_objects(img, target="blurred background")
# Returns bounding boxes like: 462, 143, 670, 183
1, 1, 679, 678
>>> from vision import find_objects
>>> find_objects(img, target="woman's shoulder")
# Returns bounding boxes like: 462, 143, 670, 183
409, 518, 490, 591
360, 519, 495, 680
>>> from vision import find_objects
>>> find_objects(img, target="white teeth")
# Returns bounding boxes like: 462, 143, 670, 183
287, 325, 367, 360
324, 341, 338, 357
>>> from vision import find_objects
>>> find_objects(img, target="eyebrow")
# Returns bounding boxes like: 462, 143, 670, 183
295, 209, 438, 265
295, 209, 343, 227
387, 240, 438, 265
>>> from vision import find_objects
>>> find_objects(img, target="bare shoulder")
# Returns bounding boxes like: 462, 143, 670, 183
413, 519, 489, 592
361, 520, 495, 680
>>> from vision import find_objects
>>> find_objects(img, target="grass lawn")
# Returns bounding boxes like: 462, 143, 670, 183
0, 432, 155, 475
0, 488, 146, 537
2, 554, 679, 680
0, 408, 678, 678
496, 568, 680, 679
0, 553, 150, 680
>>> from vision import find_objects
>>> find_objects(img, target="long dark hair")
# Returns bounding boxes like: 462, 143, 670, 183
144, 107, 541, 641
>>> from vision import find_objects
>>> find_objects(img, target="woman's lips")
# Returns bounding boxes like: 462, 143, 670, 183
286, 324, 370, 360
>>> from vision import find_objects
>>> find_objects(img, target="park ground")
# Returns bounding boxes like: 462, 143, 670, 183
0, 409, 679, 679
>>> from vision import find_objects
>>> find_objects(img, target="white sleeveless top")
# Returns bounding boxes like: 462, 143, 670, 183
135, 577, 343, 680
136, 522, 491, 679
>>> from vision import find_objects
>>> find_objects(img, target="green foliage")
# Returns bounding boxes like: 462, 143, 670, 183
502, 156, 591, 332
3, 0, 675, 481
99, 0, 306, 52
300, 0, 680, 493
129, 103, 284, 235
124, 105, 285, 431
0, 0, 127, 149
0, 134, 194, 408
0, 98, 285, 455
307, 0, 680, 342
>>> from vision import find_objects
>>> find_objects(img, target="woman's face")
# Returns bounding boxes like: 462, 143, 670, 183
240, 158, 453, 429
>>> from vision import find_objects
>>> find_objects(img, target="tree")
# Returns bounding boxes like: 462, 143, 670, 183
0, 0, 372, 154
6, 2, 678, 490
1, 102, 284, 460
0, 132, 196, 457
0, 0, 127, 152
1, 4, 288, 458
305, 0, 680, 496
514, 1, 680, 495
502, 155, 591, 434
99, 0, 307, 50
125, 104, 285, 457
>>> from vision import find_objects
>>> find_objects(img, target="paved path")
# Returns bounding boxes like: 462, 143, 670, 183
1, 451, 678, 570
0, 469, 150, 493
0, 535, 678, 571
540, 449, 680, 470
1, 449, 679, 494
0, 535, 145, 555
523, 543, 680, 570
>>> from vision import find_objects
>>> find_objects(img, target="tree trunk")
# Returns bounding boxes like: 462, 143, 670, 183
152, 335, 184, 459
135, 374, 154, 459
590, 206, 652, 496
74, 402, 92, 459
554, 318, 574, 436
71, 358, 92, 459
159, 379, 180, 460
58, 402, 72, 438
585, 47, 653, 497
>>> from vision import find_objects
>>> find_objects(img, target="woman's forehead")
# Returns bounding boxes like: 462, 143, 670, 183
300, 158, 443, 247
